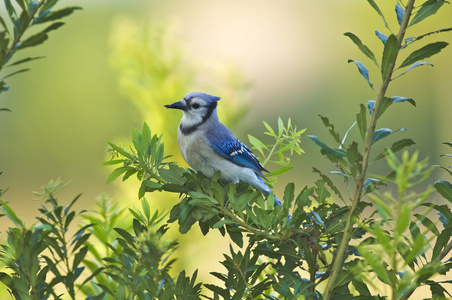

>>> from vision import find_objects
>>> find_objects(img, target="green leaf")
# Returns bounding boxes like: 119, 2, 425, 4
227, 229, 244, 249
262, 121, 275, 136
373, 128, 394, 143
5, 0, 17, 19
347, 142, 362, 177
7, 56, 44, 66
373, 97, 391, 118
113, 228, 136, 246
308, 135, 347, 157
367, 0, 390, 29
277, 117, 284, 136
72, 246, 88, 269
106, 166, 134, 184
141, 198, 151, 220
430, 283, 448, 299
212, 219, 235, 228
351, 278, 372, 296
0, 16, 9, 33
320, 115, 341, 144
0, 273, 13, 289
394, 61, 434, 79
101, 159, 125, 166
432, 227, 452, 260
143, 180, 163, 191
267, 165, 293, 177
0, 200, 24, 227
399, 41, 449, 68
159, 166, 185, 185
17, 22, 65, 50
369, 96, 416, 119
344, 32, 378, 67
414, 213, 440, 236
410, 0, 446, 27
107, 142, 133, 159
38, 7, 82, 23
375, 139, 416, 160
314, 181, 331, 204
42, 21, 66, 33
381, 34, 399, 80
434, 180, 452, 203
17, 10, 29, 35
313, 168, 344, 201
2, 68, 29, 79
396, 204, 411, 234
162, 183, 190, 193
356, 104, 367, 141
283, 182, 295, 204
410, 28, 452, 44
348, 59, 374, 90
247, 134, 266, 156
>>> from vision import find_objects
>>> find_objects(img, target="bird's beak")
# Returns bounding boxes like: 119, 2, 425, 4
164, 100, 187, 111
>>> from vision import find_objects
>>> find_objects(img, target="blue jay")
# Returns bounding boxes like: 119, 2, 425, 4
165, 92, 282, 207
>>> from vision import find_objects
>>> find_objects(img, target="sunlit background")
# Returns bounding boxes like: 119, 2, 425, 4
1, 0, 451, 297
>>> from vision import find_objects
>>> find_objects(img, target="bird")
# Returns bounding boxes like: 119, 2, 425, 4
164, 92, 282, 207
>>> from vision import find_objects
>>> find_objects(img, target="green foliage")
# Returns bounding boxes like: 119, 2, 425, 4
354, 151, 452, 298
314, 1, 452, 299
98, 201, 202, 299
248, 117, 305, 181
0, 179, 93, 299
0, 0, 80, 110
79, 194, 133, 298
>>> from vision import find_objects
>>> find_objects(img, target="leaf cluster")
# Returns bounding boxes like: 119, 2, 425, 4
91, 203, 202, 300
346, 0, 450, 91
247, 117, 305, 181
0, 0, 80, 111
0, 179, 93, 299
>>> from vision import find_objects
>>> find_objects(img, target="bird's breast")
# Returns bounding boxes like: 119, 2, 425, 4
177, 128, 214, 173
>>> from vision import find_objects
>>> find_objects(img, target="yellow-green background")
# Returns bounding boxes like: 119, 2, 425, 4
0, 0, 451, 297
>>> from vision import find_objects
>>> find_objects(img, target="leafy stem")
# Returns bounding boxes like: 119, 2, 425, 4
4, 0, 46, 63
261, 136, 282, 167
322, 1, 416, 298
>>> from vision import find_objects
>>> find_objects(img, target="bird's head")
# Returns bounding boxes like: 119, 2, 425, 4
165, 92, 221, 130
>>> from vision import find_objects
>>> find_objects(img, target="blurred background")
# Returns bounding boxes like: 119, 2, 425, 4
0, 0, 451, 294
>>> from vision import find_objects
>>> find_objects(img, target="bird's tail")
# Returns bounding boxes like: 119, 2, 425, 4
255, 176, 283, 207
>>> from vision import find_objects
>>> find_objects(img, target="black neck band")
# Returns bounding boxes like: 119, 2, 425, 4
180, 104, 216, 135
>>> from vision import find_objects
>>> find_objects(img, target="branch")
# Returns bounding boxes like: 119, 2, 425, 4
322, 1, 416, 299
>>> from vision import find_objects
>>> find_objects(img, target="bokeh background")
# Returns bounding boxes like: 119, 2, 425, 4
1, 0, 451, 296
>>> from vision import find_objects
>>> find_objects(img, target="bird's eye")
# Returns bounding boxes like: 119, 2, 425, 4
192, 103, 201, 109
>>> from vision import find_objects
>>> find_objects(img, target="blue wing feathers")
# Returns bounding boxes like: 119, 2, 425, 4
206, 124, 268, 177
